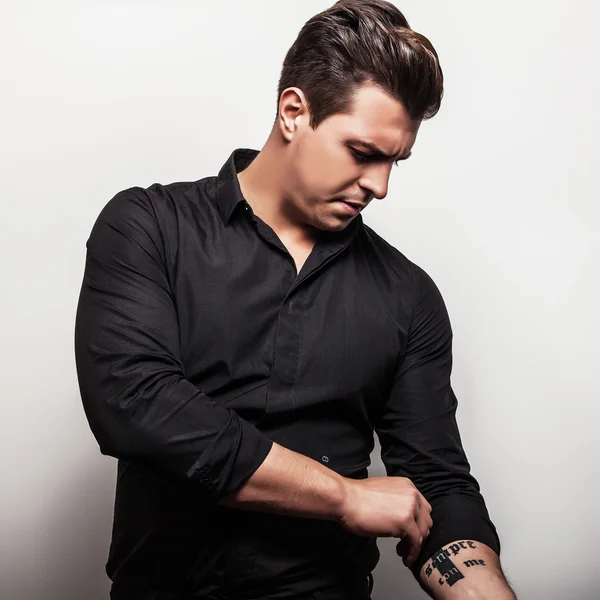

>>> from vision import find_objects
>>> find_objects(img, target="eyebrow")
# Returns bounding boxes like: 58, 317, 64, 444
346, 139, 413, 161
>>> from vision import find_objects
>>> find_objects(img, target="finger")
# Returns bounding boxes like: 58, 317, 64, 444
419, 494, 432, 514
398, 521, 423, 567
416, 510, 432, 540
414, 499, 433, 535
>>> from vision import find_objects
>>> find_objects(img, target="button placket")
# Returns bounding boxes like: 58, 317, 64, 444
260, 224, 359, 423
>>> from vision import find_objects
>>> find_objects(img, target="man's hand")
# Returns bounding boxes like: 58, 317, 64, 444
338, 475, 433, 567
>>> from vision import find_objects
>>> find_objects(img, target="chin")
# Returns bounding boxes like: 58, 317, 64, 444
314, 216, 353, 232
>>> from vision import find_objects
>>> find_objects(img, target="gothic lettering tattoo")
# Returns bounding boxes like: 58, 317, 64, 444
424, 549, 464, 587
463, 559, 486, 567
436, 556, 464, 587
425, 541, 478, 578
448, 540, 477, 555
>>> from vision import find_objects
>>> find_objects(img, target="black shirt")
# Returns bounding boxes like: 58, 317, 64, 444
75, 148, 500, 598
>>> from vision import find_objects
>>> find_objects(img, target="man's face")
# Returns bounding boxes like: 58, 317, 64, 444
285, 82, 421, 232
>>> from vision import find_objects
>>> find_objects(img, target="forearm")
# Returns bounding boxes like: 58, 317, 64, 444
419, 540, 516, 600
218, 441, 347, 522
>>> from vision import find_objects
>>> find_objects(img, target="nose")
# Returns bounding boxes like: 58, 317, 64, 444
358, 163, 391, 200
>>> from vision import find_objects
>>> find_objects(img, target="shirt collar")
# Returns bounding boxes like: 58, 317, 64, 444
216, 148, 258, 226
215, 147, 363, 247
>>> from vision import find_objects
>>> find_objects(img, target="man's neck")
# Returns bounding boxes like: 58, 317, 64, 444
237, 138, 317, 247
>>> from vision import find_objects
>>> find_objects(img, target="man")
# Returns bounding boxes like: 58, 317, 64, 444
75, 1, 517, 599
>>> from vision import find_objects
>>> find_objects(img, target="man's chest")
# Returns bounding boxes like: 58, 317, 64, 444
173, 236, 410, 407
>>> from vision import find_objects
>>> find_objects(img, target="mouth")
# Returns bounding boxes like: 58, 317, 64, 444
335, 200, 365, 217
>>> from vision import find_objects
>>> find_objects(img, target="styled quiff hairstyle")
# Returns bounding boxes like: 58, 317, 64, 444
277, 0, 444, 128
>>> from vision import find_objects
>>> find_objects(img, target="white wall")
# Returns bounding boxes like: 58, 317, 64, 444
1, 2, 598, 599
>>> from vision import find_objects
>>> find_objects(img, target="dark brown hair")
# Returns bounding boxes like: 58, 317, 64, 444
277, 0, 444, 127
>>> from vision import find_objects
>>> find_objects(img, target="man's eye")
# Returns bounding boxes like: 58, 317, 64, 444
351, 149, 372, 163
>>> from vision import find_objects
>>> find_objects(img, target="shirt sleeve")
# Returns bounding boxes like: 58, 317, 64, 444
374, 263, 501, 578
74, 188, 273, 500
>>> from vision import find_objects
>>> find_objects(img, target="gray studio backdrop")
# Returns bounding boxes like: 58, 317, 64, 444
1, 1, 599, 599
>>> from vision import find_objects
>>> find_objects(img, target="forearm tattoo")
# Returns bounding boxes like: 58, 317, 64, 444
463, 559, 486, 567
424, 540, 478, 587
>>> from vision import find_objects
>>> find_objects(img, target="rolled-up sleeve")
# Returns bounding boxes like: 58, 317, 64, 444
74, 189, 273, 500
374, 263, 500, 578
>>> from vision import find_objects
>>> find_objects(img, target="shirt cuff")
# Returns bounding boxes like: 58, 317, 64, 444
187, 409, 274, 500
410, 494, 501, 579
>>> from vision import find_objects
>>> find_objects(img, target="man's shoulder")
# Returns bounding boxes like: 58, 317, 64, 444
98, 175, 218, 226
121, 175, 217, 212
360, 223, 443, 301
360, 223, 419, 285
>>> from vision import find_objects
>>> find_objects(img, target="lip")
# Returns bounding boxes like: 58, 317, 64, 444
336, 201, 363, 216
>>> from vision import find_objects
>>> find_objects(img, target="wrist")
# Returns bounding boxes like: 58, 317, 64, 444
329, 474, 350, 522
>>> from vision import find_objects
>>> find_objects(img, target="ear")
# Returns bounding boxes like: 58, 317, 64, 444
276, 87, 310, 142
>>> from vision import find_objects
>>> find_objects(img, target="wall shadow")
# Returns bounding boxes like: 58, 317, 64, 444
40, 454, 116, 600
